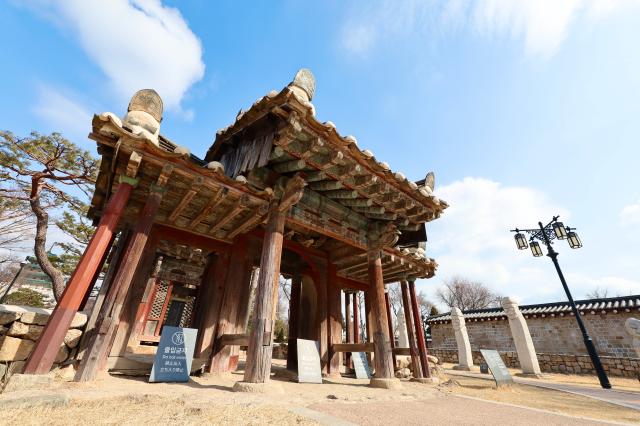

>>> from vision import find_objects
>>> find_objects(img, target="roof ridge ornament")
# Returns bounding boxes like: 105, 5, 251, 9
288, 68, 316, 102
123, 89, 163, 145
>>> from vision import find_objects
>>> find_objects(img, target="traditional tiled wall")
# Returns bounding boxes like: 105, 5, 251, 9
428, 311, 640, 378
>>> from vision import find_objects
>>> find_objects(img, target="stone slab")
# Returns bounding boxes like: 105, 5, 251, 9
0, 336, 35, 361
2, 373, 54, 392
232, 381, 284, 394
369, 378, 402, 389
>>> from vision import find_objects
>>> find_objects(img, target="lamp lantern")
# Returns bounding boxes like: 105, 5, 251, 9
514, 233, 528, 250
530, 240, 543, 257
567, 231, 582, 249
553, 221, 568, 240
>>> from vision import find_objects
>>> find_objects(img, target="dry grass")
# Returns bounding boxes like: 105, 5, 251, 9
0, 394, 317, 426
442, 375, 640, 425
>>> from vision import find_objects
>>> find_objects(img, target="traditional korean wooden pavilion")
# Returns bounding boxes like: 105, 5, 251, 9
23, 69, 448, 388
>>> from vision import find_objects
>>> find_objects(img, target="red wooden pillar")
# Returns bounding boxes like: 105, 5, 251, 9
367, 248, 394, 379
75, 167, 171, 381
401, 280, 423, 378
409, 280, 431, 378
344, 291, 353, 370
286, 274, 302, 371
327, 263, 342, 376
384, 291, 397, 370
352, 292, 360, 344
24, 180, 134, 375
195, 252, 230, 359
364, 290, 372, 366
243, 205, 286, 383
209, 237, 251, 374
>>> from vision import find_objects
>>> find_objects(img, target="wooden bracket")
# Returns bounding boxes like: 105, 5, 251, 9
125, 151, 142, 178
278, 174, 306, 212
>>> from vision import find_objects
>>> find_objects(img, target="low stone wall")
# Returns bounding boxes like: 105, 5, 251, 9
429, 348, 640, 379
0, 304, 87, 383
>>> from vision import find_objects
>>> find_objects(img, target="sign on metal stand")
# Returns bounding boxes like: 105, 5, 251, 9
297, 338, 322, 383
149, 326, 197, 383
351, 352, 371, 379
480, 349, 514, 387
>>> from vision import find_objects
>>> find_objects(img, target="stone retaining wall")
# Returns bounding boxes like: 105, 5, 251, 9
0, 304, 87, 384
429, 348, 640, 378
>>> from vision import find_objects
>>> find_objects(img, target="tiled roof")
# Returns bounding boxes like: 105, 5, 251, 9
426, 295, 640, 323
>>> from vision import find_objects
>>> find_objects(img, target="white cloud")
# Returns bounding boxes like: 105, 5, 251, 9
620, 201, 640, 226
25, 0, 205, 112
33, 85, 93, 144
420, 177, 571, 306
341, 0, 639, 58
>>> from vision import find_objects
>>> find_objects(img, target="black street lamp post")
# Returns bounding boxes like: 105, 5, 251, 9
511, 216, 611, 390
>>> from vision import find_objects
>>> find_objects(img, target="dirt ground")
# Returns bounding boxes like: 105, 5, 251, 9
1, 363, 638, 425
441, 362, 640, 392
441, 375, 640, 425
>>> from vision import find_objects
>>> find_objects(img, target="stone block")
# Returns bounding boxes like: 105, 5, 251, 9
0, 311, 21, 325
55, 344, 69, 363
70, 312, 88, 329
0, 336, 35, 361
3, 373, 54, 393
53, 364, 76, 381
63, 329, 82, 348
7, 322, 44, 341
427, 355, 439, 365
20, 311, 50, 326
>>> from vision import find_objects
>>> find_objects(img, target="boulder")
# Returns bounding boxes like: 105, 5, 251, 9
0, 336, 35, 361
427, 355, 439, 365
70, 313, 88, 329
396, 356, 411, 370
55, 344, 69, 363
0, 311, 21, 325
394, 367, 412, 379
63, 329, 83, 348
53, 364, 76, 381
20, 311, 50, 326
7, 322, 44, 341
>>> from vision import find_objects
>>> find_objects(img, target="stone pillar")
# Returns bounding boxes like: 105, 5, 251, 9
624, 318, 640, 358
397, 312, 409, 348
450, 307, 474, 371
501, 297, 542, 376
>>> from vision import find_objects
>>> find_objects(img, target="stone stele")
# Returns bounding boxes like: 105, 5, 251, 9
450, 307, 474, 370
501, 297, 542, 376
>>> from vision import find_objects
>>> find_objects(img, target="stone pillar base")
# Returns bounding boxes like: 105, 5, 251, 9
412, 377, 440, 385
452, 365, 472, 371
232, 381, 284, 394
369, 378, 402, 389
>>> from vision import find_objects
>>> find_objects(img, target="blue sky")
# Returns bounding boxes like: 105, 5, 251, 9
1, 0, 639, 307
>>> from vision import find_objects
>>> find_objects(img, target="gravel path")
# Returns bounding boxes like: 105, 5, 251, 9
310, 395, 617, 426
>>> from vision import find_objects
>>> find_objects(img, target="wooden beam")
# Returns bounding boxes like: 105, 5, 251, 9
409, 280, 431, 378
153, 224, 231, 253
278, 175, 306, 212
226, 204, 269, 239
332, 342, 375, 353
190, 187, 226, 228
209, 195, 249, 234
273, 159, 306, 173
168, 176, 203, 222
335, 275, 368, 291
385, 291, 397, 369
309, 180, 343, 191
392, 347, 411, 356
324, 189, 358, 199
218, 333, 272, 347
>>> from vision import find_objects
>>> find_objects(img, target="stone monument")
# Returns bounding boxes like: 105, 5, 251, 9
501, 297, 542, 376
397, 311, 409, 348
450, 307, 474, 370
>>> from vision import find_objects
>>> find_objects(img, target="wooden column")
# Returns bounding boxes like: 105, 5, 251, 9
112, 235, 161, 356
78, 230, 131, 358
352, 292, 360, 344
409, 280, 431, 378
367, 248, 395, 379
327, 263, 342, 376
243, 206, 286, 383
401, 280, 423, 378
209, 237, 251, 373
230, 263, 258, 372
364, 290, 372, 366
344, 291, 353, 370
75, 165, 172, 381
194, 252, 230, 358
384, 291, 397, 370
24, 178, 135, 375
286, 274, 302, 371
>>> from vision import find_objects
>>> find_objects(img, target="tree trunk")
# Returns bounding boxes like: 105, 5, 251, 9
29, 179, 65, 302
